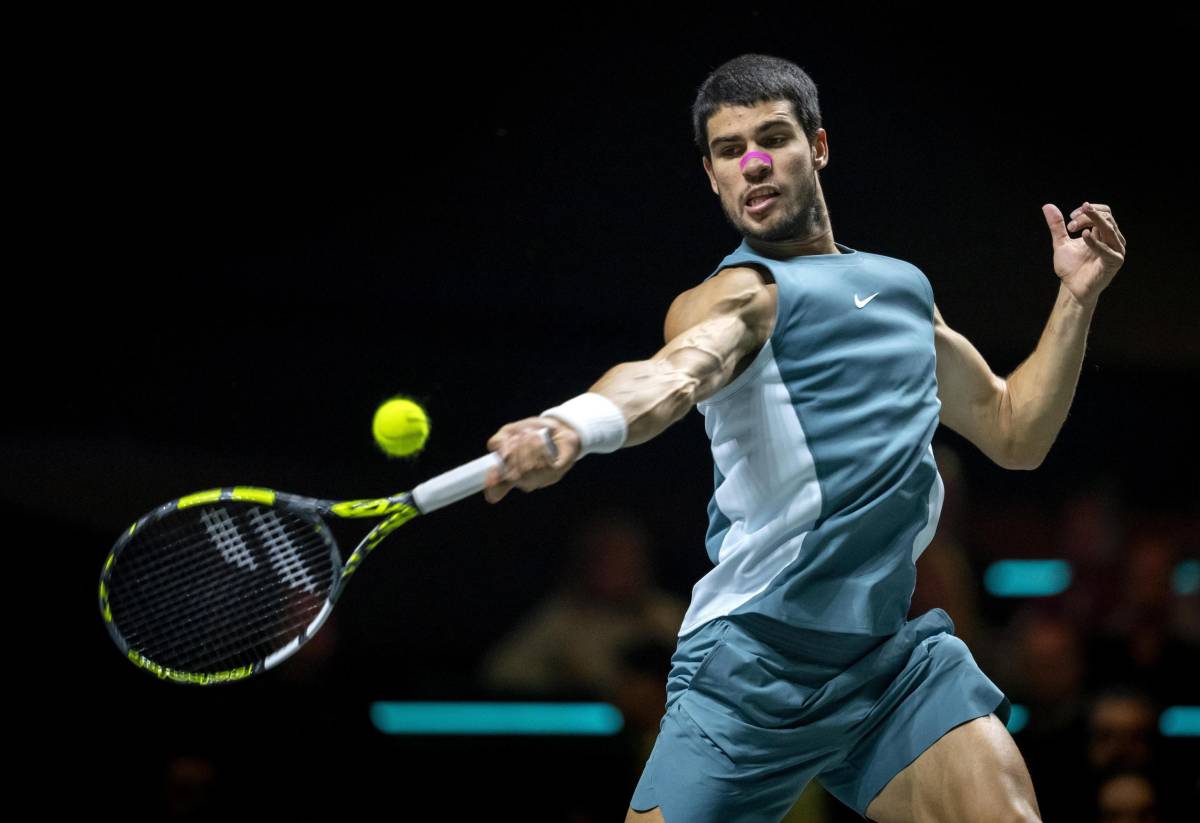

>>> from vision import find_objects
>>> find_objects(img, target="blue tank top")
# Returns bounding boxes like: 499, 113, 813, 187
682, 239, 944, 638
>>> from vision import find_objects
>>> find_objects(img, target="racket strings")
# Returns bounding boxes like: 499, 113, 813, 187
126, 586, 328, 674
119, 547, 326, 652
115, 510, 328, 620
107, 502, 338, 674
114, 552, 324, 673
113, 517, 332, 673
119, 559, 325, 661
116, 505, 325, 596
114, 523, 328, 657
112, 506, 332, 630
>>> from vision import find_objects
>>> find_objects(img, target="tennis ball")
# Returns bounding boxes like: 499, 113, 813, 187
372, 397, 430, 458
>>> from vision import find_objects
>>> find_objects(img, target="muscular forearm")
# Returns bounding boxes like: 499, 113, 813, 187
1003, 283, 1096, 468
589, 311, 750, 448
587, 359, 698, 448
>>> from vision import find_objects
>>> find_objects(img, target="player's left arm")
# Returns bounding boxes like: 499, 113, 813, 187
933, 303, 1019, 468
936, 201, 1126, 470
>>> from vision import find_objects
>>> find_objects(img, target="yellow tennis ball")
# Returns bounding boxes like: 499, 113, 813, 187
372, 397, 430, 458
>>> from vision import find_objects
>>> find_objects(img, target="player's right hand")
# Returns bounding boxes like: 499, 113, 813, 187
484, 417, 582, 503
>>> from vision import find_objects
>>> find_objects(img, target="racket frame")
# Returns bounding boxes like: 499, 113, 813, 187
99, 485, 420, 685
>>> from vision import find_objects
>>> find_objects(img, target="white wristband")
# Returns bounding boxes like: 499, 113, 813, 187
540, 392, 627, 457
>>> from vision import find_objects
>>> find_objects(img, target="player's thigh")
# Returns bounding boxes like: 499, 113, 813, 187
625, 806, 666, 822
865, 713, 1041, 823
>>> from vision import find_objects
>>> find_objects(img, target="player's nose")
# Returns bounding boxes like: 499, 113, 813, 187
740, 152, 773, 177
741, 164, 770, 184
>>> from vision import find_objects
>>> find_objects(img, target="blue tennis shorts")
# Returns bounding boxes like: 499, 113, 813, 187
630, 607, 1010, 821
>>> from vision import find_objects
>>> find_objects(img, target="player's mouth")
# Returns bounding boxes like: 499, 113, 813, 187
744, 188, 780, 216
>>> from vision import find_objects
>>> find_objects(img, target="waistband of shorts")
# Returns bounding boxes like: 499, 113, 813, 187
721, 612, 894, 665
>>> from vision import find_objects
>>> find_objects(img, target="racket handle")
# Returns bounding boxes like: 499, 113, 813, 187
411, 427, 558, 514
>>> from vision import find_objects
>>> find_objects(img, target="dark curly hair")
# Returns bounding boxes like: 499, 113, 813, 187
691, 54, 823, 158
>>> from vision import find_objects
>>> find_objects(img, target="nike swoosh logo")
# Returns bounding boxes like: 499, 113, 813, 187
854, 292, 880, 308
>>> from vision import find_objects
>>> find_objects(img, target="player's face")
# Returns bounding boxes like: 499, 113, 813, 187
702, 100, 828, 243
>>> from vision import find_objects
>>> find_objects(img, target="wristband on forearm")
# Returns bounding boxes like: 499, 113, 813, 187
539, 392, 628, 457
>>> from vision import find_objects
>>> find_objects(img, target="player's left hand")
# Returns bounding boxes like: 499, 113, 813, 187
483, 416, 582, 503
1042, 202, 1126, 311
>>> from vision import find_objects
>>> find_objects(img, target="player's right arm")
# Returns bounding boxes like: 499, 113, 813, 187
483, 266, 774, 502
591, 265, 775, 447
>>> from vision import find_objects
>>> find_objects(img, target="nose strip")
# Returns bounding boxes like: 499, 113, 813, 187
740, 151, 773, 171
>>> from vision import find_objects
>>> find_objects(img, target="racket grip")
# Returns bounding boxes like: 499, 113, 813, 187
411, 427, 558, 514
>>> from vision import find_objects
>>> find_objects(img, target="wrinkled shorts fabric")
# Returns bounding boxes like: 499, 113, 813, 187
630, 608, 1011, 821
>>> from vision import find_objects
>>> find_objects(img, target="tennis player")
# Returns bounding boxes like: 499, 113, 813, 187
483, 54, 1125, 822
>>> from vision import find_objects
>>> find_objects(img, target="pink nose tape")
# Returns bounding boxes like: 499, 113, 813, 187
740, 151, 774, 170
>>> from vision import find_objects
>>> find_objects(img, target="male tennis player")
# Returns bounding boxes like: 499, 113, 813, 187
483, 54, 1125, 822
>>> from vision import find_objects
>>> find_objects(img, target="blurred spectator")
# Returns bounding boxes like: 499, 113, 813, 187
1097, 770, 1159, 823
1086, 686, 1158, 775
1005, 605, 1093, 822
1009, 605, 1089, 734
478, 507, 686, 701
612, 637, 678, 765
1086, 527, 1199, 706
1084, 686, 1198, 820
1055, 479, 1126, 630
477, 508, 688, 814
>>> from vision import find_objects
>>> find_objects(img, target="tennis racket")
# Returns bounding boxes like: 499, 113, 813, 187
98, 428, 556, 685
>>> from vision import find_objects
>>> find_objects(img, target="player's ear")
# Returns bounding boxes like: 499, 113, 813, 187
812, 128, 829, 171
702, 154, 719, 195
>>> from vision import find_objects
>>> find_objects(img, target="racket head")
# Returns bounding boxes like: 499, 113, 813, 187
99, 487, 343, 685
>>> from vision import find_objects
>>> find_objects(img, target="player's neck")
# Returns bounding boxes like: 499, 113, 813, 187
745, 228, 839, 259
744, 183, 839, 259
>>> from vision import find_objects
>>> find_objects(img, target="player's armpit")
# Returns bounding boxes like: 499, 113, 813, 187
933, 303, 1028, 470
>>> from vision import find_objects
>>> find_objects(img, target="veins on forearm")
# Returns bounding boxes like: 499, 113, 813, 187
591, 315, 745, 447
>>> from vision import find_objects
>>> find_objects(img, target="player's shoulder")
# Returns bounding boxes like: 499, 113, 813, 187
677, 264, 773, 302
664, 265, 776, 344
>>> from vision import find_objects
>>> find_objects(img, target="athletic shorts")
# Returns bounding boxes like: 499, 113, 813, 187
629, 607, 1011, 822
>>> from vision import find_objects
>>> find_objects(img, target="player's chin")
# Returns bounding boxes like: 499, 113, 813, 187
739, 207, 781, 235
